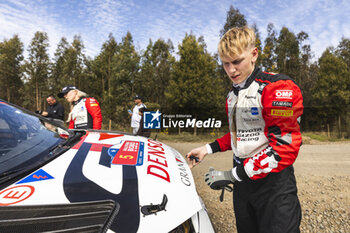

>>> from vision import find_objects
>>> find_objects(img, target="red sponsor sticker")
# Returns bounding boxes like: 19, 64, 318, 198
0, 185, 35, 206
112, 141, 140, 165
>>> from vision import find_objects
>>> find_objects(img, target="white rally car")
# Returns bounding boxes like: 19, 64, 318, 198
0, 100, 215, 233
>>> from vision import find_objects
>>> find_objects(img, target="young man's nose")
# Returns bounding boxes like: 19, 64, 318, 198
228, 64, 236, 73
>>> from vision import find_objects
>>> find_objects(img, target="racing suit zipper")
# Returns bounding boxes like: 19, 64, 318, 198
231, 88, 240, 149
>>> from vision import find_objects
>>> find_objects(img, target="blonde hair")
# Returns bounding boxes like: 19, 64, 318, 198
218, 26, 256, 59
76, 90, 87, 98
66, 89, 88, 123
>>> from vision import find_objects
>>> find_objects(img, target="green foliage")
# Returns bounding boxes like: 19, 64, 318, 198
275, 27, 300, 79
252, 24, 262, 67
0, 35, 24, 105
50, 37, 69, 96
91, 33, 119, 123
111, 32, 140, 126
135, 38, 175, 110
313, 49, 349, 119
64, 35, 86, 88
220, 5, 247, 37
23, 31, 50, 111
336, 38, 350, 69
261, 23, 278, 72
143, 102, 161, 111
165, 34, 225, 120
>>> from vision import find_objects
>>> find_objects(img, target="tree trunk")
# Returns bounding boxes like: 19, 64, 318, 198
193, 124, 197, 136
108, 57, 111, 96
327, 123, 330, 138
7, 87, 10, 102
346, 110, 350, 138
39, 88, 42, 111
338, 115, 342, 138
109, 119, 112, 131
36, 79, 39, 110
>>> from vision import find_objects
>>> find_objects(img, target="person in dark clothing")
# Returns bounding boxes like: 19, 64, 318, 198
41, 95, 65, 121
136, 107, 151, 137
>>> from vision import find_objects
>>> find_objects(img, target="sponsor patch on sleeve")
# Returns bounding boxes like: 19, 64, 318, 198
90, 103, 99, 107
270, 109, 293, 117
272, 101, 293, 107
275, 90, 293, 99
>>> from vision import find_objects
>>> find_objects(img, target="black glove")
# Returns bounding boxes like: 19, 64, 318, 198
204, 167, 236, 190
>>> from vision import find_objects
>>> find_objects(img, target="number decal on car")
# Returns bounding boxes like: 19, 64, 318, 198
108, 141, 145, 166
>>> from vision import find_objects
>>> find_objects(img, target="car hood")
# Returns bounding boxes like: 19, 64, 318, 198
0, 131, 202, 233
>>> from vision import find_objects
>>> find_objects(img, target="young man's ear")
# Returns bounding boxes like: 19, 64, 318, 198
251, 47, 259, 62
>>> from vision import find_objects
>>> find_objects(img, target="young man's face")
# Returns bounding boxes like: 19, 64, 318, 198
221, 47, 258, 85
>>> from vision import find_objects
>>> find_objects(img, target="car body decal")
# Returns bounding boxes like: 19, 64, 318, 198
16, 169, 54, 184
0, 185, 35, 206
108, 140, 145, 166
63, 142, 140, 233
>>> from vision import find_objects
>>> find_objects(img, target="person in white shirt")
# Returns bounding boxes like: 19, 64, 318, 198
129, 95, 146, 135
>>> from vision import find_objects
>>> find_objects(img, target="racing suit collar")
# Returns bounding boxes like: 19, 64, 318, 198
231, 67, 261, 94
72, 97, 84, 106
242, 67, 260, 89
233, 79, 247, 90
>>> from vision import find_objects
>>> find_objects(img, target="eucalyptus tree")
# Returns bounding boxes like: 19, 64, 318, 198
0, 35, 24, 105
23, 31, 50, 111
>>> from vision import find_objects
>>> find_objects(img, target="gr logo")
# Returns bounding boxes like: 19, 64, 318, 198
144, 110, 161, 129
275, 90, 293, 99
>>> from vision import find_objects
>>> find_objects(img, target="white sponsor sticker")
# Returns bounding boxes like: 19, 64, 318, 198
275, 90, 293, 99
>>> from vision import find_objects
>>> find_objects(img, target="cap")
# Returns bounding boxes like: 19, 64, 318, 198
134, 95, 142, 100
58, 85, 77, 98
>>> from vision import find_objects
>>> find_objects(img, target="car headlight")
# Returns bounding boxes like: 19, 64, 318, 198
169, 219, 194, 233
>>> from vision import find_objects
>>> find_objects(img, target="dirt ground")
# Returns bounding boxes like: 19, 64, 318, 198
166, 141, 350, 233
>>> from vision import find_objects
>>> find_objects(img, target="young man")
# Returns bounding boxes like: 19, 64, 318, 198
187, 27, 303, 233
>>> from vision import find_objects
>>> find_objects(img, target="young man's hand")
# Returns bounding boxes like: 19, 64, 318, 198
186, 146, 208, 168
204, 167, 236, 190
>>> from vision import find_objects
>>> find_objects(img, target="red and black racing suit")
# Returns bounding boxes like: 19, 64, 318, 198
209, 67, 303, 233
69, 97, 102, 130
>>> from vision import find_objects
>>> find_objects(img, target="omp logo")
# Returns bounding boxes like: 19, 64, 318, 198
275, 90, 293, 99
144, 110, 161, 129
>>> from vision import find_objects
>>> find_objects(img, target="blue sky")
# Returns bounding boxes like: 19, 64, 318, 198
1, 0, 349, 60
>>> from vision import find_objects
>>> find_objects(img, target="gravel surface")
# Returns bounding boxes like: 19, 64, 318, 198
166, 141, 350, 233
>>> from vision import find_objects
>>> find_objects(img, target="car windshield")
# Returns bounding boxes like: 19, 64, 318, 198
0, 101, 68, 177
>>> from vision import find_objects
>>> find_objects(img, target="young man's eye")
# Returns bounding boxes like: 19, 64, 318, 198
233, 59, 243, 65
